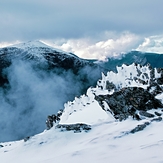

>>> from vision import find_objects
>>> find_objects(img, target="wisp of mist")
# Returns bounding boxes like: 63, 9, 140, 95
0, 59, 100, 142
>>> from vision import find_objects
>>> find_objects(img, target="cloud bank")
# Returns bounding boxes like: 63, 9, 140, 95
43, 32, 141, 60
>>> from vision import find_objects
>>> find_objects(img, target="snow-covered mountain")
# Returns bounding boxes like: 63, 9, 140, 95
0, 40, 102, 86
1, 63, 163, 163
0, 41, 163, 162
0, 41, 104, 142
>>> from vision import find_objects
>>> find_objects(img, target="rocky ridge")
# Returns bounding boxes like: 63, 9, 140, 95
51, 63, 163, 133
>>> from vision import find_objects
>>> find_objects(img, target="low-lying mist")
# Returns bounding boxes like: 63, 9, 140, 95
0, 59, 101, 142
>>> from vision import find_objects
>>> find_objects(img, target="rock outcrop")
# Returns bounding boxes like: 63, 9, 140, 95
46, 110, 63, 130
56, 123, 91, 133
95, 87, 163, 121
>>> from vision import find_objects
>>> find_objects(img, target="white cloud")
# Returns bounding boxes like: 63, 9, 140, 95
1, 33, 163, 61
43, 32, 141, 60
0, 40, 20, 48
136, 35, 163, 54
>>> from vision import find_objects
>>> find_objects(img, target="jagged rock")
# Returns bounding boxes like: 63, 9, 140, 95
56, 109, 63, 121
56, 123, 91, 132
46, 115, 54, 130
95, 87, 163, 121
45, 109, 63, 130
0, 144, 4, 148
130, 122, 150, 134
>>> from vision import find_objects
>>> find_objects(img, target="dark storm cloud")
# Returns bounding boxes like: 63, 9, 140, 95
0, 0, 163, 42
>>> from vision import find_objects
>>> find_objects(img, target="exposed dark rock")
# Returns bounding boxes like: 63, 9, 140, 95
156, 68, 163, 85
56, 123, 91, 133
147, 83, 163, 96
139, 111, 155, 118
95, 87, 163, 121
45, 109, 63, 130
155, 112, 162, 116
46, 115, 54, 130
24, 136, 30, 142
151, 117, 162, 122
130, 122, 150, 134
0, 144, 4, 148
133, 114, 141, 120
105, 81, 116, 91
56, 109, 63, 121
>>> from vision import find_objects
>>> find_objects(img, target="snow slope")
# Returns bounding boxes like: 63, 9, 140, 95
10, 40, 76, 58
0, 63, 163, 163
0, 118, 163, 163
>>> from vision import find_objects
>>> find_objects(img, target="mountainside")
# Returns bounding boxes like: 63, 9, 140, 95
98, 51, 163, 72
0, 41, 163, 162
0, 41, 103, 142
0, 63, 163, 163
0, 40, 102, 86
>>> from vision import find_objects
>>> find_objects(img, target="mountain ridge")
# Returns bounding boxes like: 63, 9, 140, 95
0, 40, 104, 142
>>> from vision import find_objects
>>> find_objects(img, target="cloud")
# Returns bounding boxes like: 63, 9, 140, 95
0, 60, 79, 141
43, 32, 142, 60
136, 35, 163, 54
1, 32, 163, 62
0, 56, 102, 142
0, 41, 20, 48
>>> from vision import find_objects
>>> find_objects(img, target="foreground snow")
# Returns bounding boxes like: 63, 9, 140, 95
0, 118, 163, 163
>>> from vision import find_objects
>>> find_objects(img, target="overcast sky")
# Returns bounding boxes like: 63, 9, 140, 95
0, 0, 163, 59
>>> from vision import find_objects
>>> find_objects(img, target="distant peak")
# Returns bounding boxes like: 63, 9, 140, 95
11, 40, 51, 49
